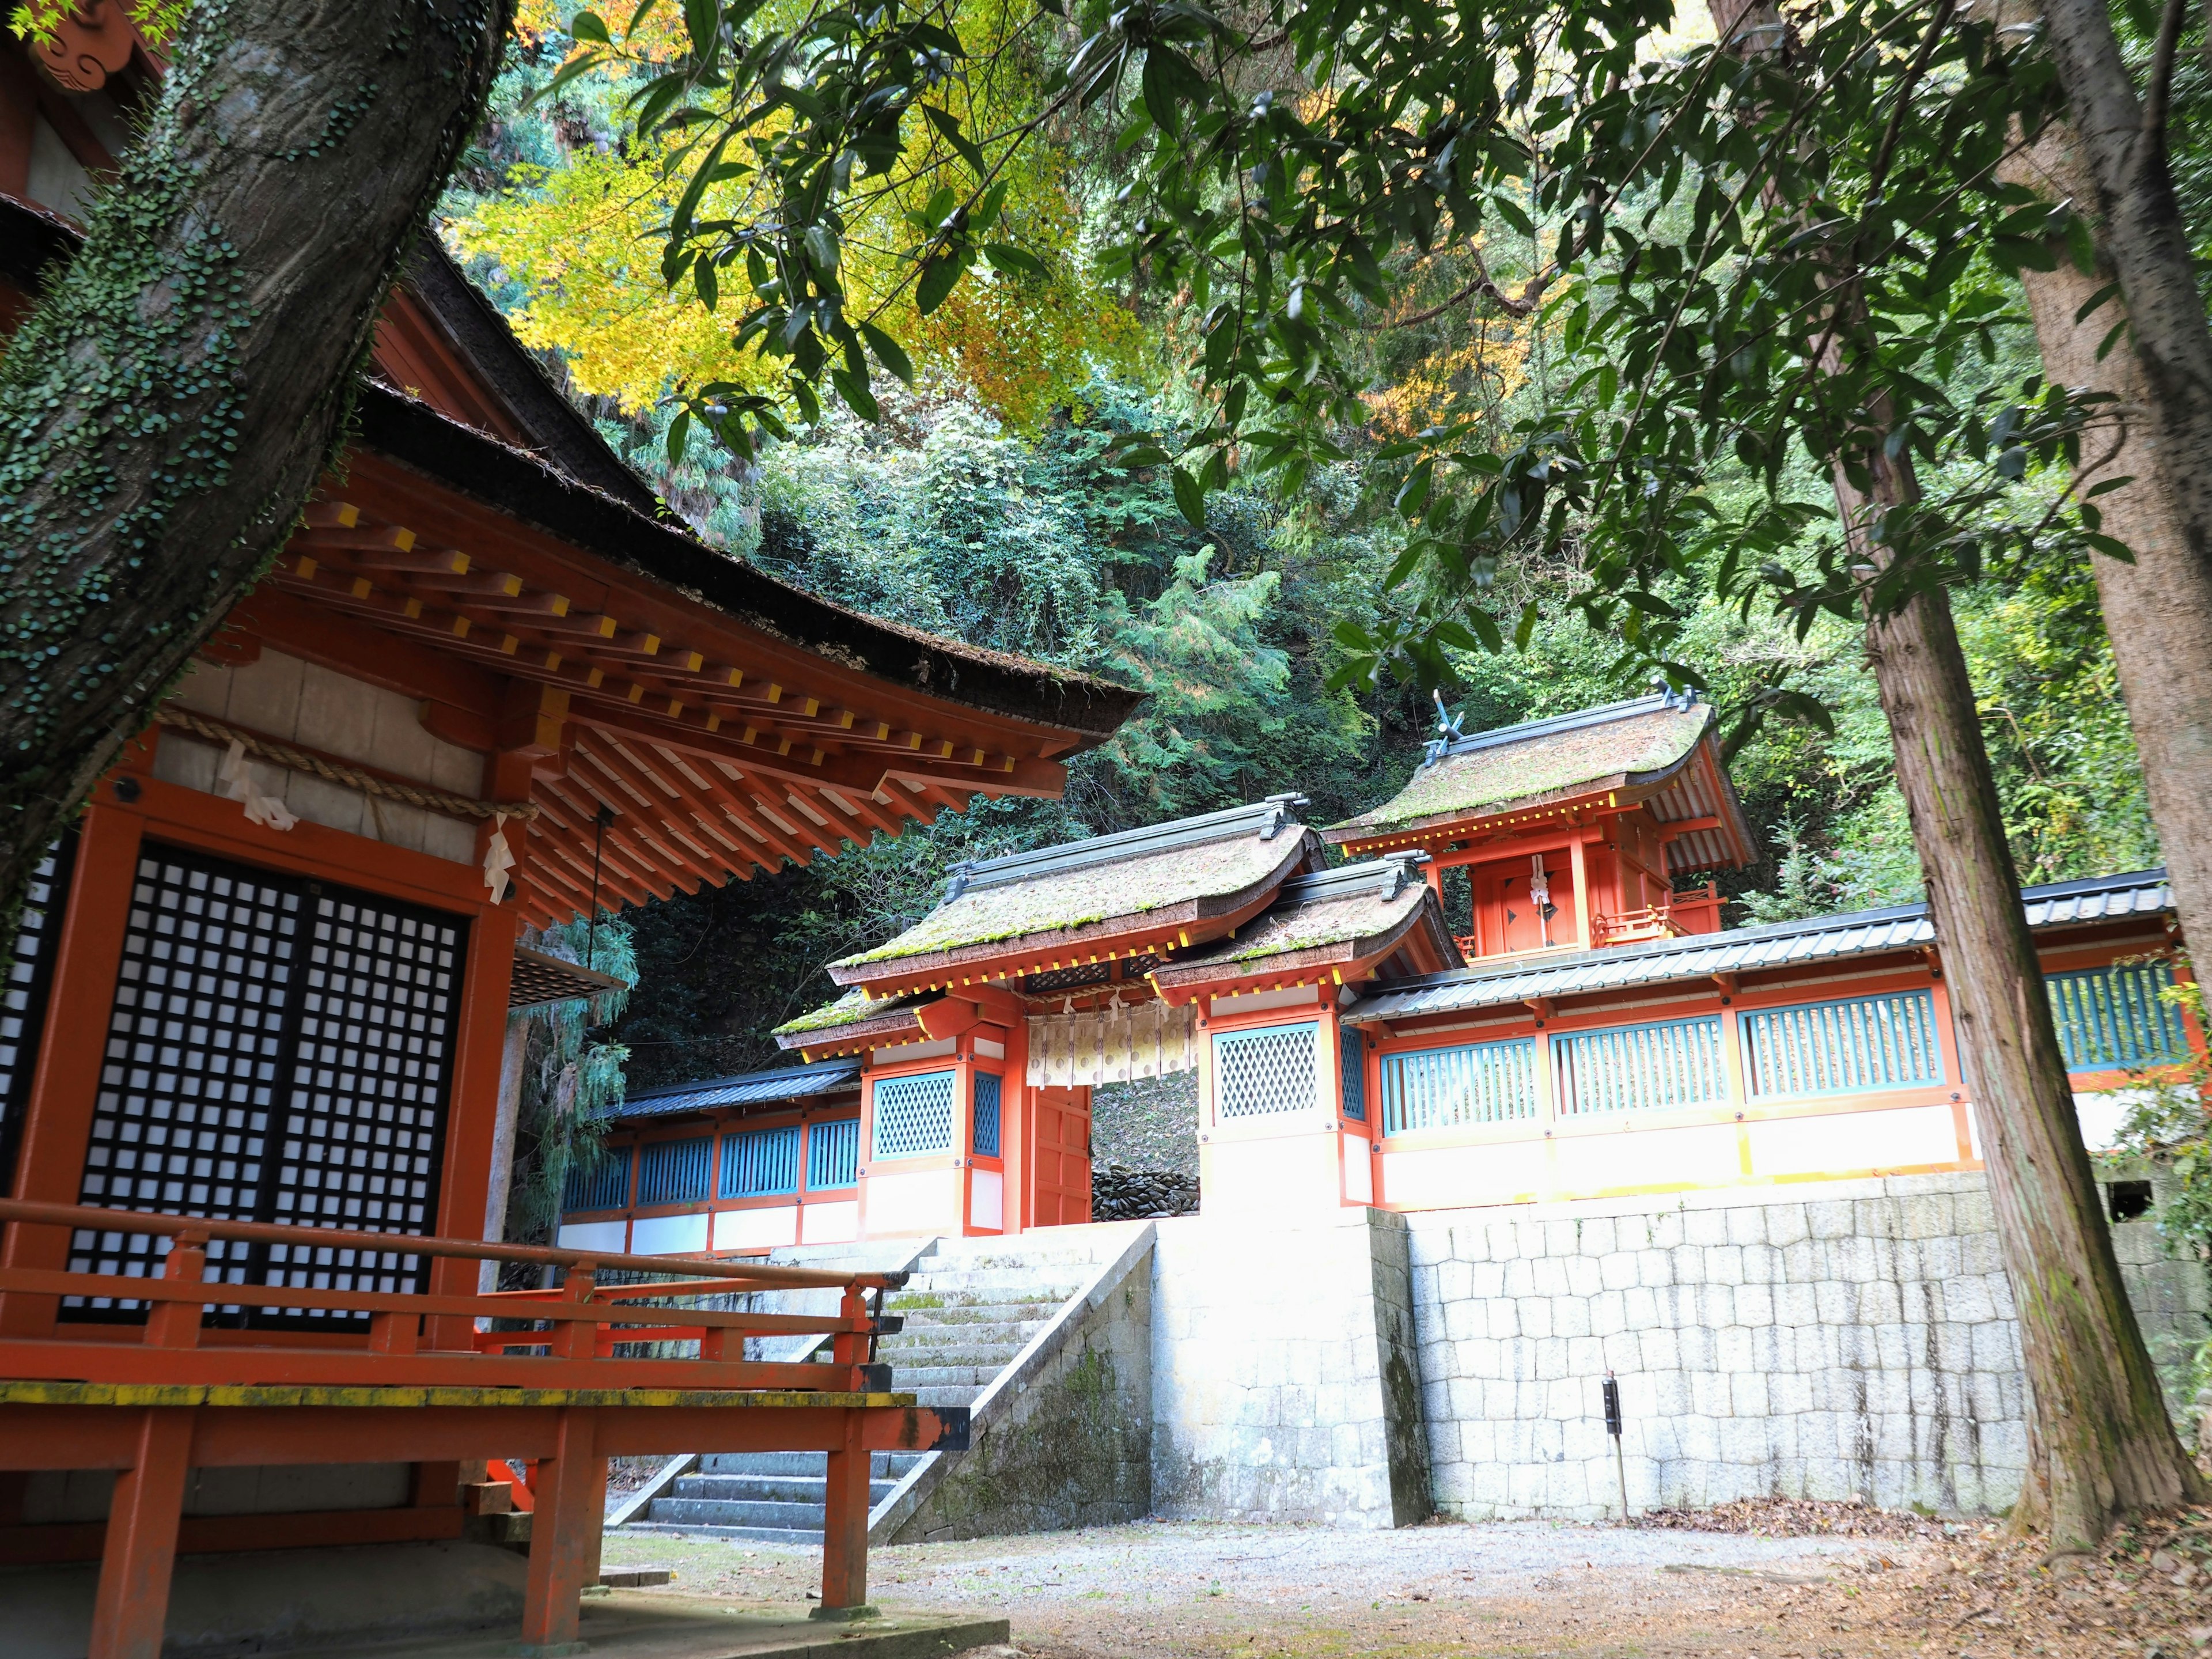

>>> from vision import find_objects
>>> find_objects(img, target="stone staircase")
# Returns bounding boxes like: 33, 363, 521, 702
625, 1233, 1113, 1544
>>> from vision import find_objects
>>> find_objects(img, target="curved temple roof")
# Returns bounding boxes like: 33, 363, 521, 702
828, 797, 1319, 979
1327, 693, 1753, 872
1151, 855, 1463, 991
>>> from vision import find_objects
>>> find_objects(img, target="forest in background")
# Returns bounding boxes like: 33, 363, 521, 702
442, 22, 2165, 1096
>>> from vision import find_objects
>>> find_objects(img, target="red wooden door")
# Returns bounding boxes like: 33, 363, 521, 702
1027, 1086, 1092, 1227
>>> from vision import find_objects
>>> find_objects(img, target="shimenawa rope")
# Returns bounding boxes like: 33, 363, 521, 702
154, 706, 540, 824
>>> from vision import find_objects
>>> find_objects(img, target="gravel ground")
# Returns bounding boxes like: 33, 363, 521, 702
1089, 1073, 1199, 1177
601, 1516, 1908, 1657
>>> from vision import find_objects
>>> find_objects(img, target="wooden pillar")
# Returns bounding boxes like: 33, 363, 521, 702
2, 800, 143, 1335
1568, 834, 1591, 951
518, 1406, 603, 1656
88, 1407, 194, 1659
426, 902, 518, 1349
816, 1407, 874, 1619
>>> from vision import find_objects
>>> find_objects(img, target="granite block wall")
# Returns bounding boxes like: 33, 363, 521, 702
1150, 1206, 1431, 1527
1406, 1171, 2204, 1520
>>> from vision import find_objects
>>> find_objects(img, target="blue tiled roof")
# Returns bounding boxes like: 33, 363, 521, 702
1344, 869, 2172, 1025
612, 1058, 862, 1121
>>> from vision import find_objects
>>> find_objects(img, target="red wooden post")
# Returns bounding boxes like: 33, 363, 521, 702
816, 1406, 874, 1620
2, 801, 143, 1336
87, 1407, 194, 1659
143, 1229, 207, 1350
517, 1406, 603, 1656
425, 903, 518, 1351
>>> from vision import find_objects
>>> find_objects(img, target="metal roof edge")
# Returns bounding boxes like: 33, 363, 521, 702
620, 1057, 862, 1106
1435, 691, 1689, 762
1343, 868, 2173, 1017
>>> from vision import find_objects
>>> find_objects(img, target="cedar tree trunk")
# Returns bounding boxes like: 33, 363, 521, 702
1711, 0, 2203, 1546
0, 0, 512, 919
2000, 119, 2212, 966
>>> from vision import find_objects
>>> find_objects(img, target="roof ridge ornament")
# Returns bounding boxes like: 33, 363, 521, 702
1424, 690, 1468, 765
934, 794, 1312, 902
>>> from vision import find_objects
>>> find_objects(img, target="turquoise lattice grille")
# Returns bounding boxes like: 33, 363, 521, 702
563, 1146, 631, 1211
1555, 1017, 1726, 1116
721, 1125, 801, 1198
2047, 961, 2192, 1071
873, 1070, 955, 1158
808, 1118, 859, 1189
1339, 1032, 1367, 1122
637, 1137, 711, 1205
973, 1071, 1002, 1157
1741, 990, 1944, 1099
1214, 1024, 1319, 1119
1380, 1037, 1539, 1134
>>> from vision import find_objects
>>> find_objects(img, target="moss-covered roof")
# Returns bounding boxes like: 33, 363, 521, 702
829, 803, 1316, 977
772, 987, 934, 1040
1330, 696, 1713, 839
1152, 859, 1457, 983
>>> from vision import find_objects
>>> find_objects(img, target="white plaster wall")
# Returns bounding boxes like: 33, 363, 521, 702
155, 651, 481, 864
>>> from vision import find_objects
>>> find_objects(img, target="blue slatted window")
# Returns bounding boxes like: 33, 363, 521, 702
2047, 962, 2192, 1071
1339, 1031, 1367, 1122
807, 1118, 860, 1190
637, 1136, 712, 1205
563, 1145, 632, 1211
721, 1124, 801, 1198
1555, 1017, 1726, 1117
873, 1071, 955, 1158
1214, 1024, 1319, 1119
1380, 1037, 1539, 1134
1741, 990, 1944, 1099
972, 1072, 1002, 1157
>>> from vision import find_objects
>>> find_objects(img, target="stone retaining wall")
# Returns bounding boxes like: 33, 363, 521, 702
1404, 1171, 2203, 1521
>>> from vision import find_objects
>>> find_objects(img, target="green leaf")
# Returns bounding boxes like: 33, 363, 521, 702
520, 49, 606, 111
984, 243, 1048, 279
667, 407, 692, 467
922, 103, 987, 178
682, 0, 718, 56
832, 366, 881, 422
859, 323, 914, 385
570, 9, 611, 41
916, 254, 963, 315
1172, 467, 1207, 528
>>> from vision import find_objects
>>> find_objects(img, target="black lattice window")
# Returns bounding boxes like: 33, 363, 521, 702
0, 836, 74, 1196
1213, 1024, 1319, 1119
1339, 1029, 1367, 1122
66, 844, 464, 1325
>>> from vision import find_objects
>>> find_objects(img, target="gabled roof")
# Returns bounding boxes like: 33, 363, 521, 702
1327, 693, 1753, 871
613, 1058, 862, 1121
1151, 855, 1463, 992
1342, 869, 2174, 1026
827, 797, 1321, 983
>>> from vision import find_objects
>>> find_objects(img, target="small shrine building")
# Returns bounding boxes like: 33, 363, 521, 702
574, 692, 2200, 1257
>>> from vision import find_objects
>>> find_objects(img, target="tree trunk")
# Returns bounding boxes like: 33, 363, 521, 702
0, 0, 512, 919
1709, 0, 2204, 1545
1999, 119, 2212, 970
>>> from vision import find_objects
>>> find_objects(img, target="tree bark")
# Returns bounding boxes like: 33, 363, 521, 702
1999, 119, 2212, 975
1709, 0, 2205, 1546
0, 0, 512, 918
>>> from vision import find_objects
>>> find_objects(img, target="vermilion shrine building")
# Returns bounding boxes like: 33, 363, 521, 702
563, 691, 2194, 1259
0, 11, 1142, 1655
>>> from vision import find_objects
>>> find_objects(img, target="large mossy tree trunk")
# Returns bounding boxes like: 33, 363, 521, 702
0, 0, 511, 917
1709, 0, 2204, 1547
2001, 119, 2212, 969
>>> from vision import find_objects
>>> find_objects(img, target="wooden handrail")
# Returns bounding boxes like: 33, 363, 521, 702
0, 1198, 900, 1293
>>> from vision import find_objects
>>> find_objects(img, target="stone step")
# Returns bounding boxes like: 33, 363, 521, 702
908, 1384, 983, 1409
878, 1347, 1029, 1373
697, 1450, 924, 1478
888, 1295, 1074, 1321
647, 1497, 825, 1531
881, 1363, 998, 1389
898, 1267, 1094, 1295
675, 1474, 899, 1505
877, 1318, 1048, 1349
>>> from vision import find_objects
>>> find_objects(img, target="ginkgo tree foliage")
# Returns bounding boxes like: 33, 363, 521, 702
465, 0, 1141, 442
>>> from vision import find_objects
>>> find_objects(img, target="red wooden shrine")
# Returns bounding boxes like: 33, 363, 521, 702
0, 10, 1139, 1655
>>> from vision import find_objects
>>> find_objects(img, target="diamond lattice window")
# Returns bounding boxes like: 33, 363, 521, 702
1214, 1024, 1320, 1119
873, 1071, 955, 1158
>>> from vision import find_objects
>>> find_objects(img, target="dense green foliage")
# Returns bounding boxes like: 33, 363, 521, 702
439, 30, 2160, 1093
